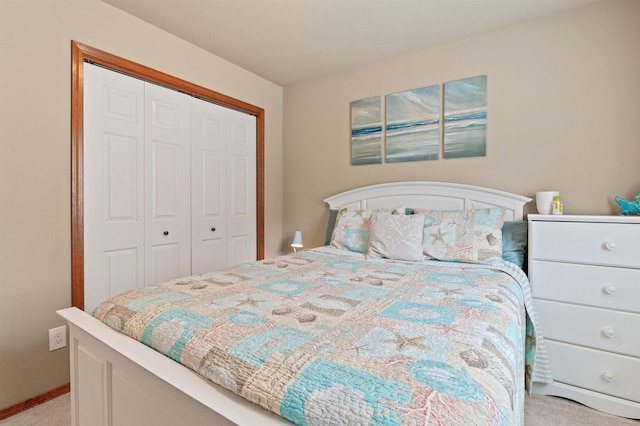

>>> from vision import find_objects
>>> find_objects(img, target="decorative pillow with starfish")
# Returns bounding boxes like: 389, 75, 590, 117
414, 207, 506, 263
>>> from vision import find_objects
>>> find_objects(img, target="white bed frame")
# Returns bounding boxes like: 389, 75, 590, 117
58, 181, 531, 426
323, 180, 529, 220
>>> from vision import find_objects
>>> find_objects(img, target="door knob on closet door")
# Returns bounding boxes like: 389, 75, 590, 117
163, 231, 169, 236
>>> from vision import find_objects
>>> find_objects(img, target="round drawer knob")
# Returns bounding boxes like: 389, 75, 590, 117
604, 286, 616, 295
603, 327, 616, 338
163, 231, 169, 236
211, 227, 216, 232
605, 241, 616, 251
602, 371, 615, 382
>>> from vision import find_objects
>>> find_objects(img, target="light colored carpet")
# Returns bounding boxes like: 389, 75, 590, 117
1, 392, 638, 425
524, 394, 638, 425
0, 394, 71, 426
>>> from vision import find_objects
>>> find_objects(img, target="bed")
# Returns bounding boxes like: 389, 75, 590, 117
58, 181, 550, 426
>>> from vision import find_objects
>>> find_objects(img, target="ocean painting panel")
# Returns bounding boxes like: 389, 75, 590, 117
385, 85, 440, 163
444, 75, 487, 159
351, 96, 383, 165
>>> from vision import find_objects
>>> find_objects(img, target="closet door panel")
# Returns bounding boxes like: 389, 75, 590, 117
202, 239, 226, 273
144, 83, 191, 285
150, 142, 180, 217
229, 235, 250, 267
105, 136, 137, 220
227, 113, 257, 265
191, 98, 228, 274
228, 154, 251, 265
104, 249, 139, 297
84, 63, 144, 312
149, 243, 180, 284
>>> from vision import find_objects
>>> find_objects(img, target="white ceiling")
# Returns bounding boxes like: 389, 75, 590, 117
102, 0, 601, 86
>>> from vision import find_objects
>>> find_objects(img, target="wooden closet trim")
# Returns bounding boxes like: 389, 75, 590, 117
71, 41, 265, 310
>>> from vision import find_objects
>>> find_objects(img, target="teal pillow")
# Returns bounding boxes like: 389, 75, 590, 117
325, 209, 339, 245
502, 221, 528, 269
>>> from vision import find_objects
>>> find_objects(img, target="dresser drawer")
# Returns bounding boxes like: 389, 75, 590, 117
531, 261, 640, 313
536, 300, 640, 357
530, 221, 640, 268
545, 340, 640, 403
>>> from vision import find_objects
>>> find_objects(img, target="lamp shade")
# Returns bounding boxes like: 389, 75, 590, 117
291, 230, 303, 248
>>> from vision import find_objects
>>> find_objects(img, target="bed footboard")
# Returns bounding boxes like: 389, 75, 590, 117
58, 307, 290, 426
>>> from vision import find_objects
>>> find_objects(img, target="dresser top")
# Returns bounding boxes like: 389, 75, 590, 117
528, 214, 640, 224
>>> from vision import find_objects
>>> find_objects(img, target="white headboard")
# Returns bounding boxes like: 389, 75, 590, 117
324, 181, 531, 221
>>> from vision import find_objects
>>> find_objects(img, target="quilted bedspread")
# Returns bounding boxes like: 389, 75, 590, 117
93, 247, 550, 426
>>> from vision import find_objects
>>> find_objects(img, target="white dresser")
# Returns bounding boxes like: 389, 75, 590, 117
528, 214, 640, 419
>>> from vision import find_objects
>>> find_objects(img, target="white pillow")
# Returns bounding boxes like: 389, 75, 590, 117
367, 213, 425, 261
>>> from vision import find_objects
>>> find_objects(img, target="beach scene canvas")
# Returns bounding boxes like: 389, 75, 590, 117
351, 96, 383, 165
385, 85, 440, 163
444, 76, 487, 159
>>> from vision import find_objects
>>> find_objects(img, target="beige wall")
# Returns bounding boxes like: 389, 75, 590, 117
283, 0, 640, 249
0, 0, 283, 409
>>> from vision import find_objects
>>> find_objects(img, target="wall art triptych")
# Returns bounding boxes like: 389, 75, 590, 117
351, 75, 487, 165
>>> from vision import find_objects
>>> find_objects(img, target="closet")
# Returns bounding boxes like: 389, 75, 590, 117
83, 63, 256, 312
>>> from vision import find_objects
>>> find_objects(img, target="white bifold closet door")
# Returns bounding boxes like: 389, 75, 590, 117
190, 98, 256, 274
83, 63, 256, 312
144, 81, 191, 286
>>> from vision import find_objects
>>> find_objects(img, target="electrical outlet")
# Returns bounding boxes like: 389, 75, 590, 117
49, 326, 66, 351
